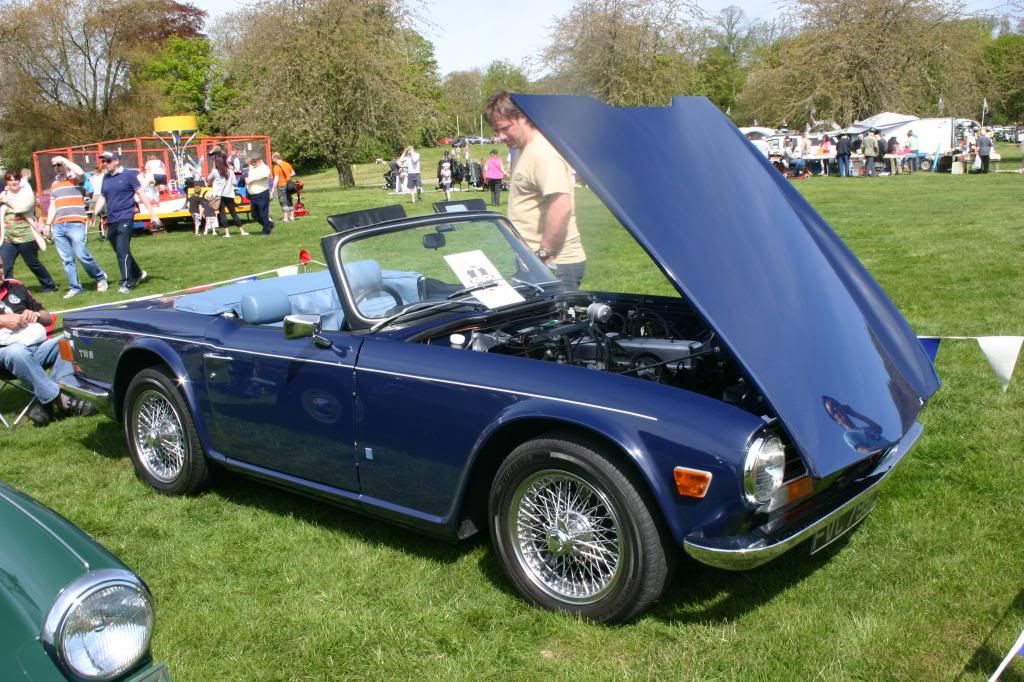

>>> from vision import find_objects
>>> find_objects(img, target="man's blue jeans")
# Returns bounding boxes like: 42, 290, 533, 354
837, 155, 851, 177
0, 338, 70, 404
52, 222, 106, 292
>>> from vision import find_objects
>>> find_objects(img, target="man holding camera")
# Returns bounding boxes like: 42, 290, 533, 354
45, 156, 108, 299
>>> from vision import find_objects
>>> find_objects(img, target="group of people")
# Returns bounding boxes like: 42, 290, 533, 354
752, 126, 998, 178
0, 147, 299, 428
190, 147, 298, 237
1, 153, 158, 301
388, 145, 511, 206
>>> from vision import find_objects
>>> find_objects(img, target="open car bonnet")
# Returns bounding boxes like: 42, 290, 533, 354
514, 94, 940, 478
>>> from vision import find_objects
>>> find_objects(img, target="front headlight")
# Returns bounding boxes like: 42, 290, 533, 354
743, 434, 786, 506
42, 569, 154, 681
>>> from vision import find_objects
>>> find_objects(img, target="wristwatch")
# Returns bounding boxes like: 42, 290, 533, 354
535, 247, 550, 261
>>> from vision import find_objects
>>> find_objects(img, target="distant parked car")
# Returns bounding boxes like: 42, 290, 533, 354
58, 94, 938, 623
438, 136, 454, 145
0, 482, 167, 681
466, 136, 489, 145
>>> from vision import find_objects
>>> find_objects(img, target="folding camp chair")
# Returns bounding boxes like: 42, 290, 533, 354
0, 368, 37, 428
0, 315, 60, 428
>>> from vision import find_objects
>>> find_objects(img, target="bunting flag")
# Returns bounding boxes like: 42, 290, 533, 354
989, 629, 1024, 681
918, 336, 1023, 392
918, 337, 941, 363
977, 337, 1024, 392
276, 265, 299, 277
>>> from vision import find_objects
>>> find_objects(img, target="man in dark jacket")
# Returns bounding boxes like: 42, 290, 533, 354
836, 135, 852, 177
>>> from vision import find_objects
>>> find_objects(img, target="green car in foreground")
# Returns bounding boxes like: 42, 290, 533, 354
0, 482, 168, 681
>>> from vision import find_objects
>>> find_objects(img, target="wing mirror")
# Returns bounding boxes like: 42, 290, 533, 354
284, 313, 333, 349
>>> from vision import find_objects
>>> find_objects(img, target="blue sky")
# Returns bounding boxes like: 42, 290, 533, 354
191, 0, 1005, 77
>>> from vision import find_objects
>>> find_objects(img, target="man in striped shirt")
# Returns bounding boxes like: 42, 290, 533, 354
44, 156, 108, 299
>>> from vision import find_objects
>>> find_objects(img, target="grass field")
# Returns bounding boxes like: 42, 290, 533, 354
2, 143, 1023, 681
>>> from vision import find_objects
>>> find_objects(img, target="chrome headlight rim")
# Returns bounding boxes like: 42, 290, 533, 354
743, 433, 787, 507
41, 568, 154, 681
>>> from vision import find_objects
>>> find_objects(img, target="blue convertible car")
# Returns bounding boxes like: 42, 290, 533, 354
58, 95, 939, 622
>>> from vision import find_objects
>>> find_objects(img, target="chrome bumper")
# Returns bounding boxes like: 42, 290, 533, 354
58, 375, 115, 420
684, 422, 923, 571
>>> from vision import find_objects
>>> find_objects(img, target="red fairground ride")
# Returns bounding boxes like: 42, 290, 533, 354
32, 116, 272, 229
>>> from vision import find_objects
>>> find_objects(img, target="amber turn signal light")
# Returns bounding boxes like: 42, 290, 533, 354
673, 466, 712, 498
57, 338, 75, 362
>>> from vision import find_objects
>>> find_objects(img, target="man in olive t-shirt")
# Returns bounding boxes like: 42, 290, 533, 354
485, 90, 586, 290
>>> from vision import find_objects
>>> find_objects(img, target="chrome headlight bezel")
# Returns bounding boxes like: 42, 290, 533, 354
743, 433, 787, 507
41, 568, 154, 681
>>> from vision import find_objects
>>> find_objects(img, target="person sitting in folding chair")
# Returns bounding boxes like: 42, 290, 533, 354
0, 265, 96, 426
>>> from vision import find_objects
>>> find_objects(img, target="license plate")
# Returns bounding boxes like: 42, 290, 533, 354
810, 491, 879, 554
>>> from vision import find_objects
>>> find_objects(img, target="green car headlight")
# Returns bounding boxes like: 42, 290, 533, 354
42, 569, 154, 680
743, 434, 786, 506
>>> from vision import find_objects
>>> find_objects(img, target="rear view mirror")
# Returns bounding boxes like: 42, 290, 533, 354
423, 233, 446, 250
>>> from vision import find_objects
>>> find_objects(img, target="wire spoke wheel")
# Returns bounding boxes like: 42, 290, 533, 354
132, 389, 186, 483
509, 468, 625, 604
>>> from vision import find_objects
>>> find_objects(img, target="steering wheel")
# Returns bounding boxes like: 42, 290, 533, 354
355, 284, 404, 311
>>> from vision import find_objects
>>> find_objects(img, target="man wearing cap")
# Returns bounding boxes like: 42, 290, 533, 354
485, 90, 586, 290
45, 156, 108, 299
0, 258, 97, 426
89, 152, 161, 293
245, 153, 274, 235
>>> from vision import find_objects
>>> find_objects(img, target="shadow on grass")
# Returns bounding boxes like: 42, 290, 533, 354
470, 526, 853, 626
959, 588, 1024, 681
80, 418, 130, 460
649, 538, 849, 624
207, 468, 483, 565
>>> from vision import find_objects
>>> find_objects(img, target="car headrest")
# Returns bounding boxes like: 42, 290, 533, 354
344, 259, 382, 294
240, 289, 292, 325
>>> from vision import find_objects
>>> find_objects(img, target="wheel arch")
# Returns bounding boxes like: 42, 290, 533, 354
113, 339, 202, 433
454, 414, 675, 543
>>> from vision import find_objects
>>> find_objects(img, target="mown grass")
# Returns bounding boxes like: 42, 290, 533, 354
2, 143, 1023, 681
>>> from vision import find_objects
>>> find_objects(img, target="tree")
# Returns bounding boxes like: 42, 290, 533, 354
695, 6, 755, 116
134, 36, 216, 127
441, 69, 484, 135
0, 0, 206, 165
543, 0, 703, 106
215, 0, 441, 186
737, 0, 984, 127
982, 32, 1024, 121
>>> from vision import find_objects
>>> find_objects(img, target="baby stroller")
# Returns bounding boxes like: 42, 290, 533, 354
383, 168, 396, 190
292, 180, 307, 217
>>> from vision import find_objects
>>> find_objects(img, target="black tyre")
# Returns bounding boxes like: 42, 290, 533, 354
489, 434, 674, 623
123, 367, 209, 495
919, 158, 932, 171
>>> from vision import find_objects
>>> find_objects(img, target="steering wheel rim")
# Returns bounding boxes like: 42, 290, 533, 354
355, 284, 404, 311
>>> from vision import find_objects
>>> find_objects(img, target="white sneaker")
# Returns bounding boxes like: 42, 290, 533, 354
137, 270, 148, 283
63, 289, 83, 299
96, 279, 108, 292
118, 285, 131, 294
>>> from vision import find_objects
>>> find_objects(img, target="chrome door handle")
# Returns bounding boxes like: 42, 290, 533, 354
203, 353, 233, 361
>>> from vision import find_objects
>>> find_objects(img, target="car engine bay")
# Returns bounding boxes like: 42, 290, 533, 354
427, 297, 771, 416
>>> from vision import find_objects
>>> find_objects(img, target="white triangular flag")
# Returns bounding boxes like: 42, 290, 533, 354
276, 265, 299, 277
976, 336, 1023, 392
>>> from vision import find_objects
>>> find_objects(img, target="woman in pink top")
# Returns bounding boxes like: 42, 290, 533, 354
483, 149, 506, 206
